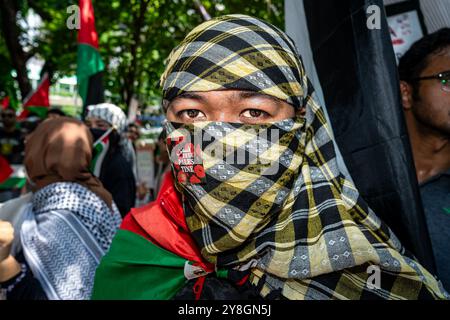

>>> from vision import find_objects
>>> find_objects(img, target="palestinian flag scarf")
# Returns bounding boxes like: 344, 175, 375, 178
92, 229, 199, 300
92, 172, 215, 300
77, 0, 105, 116
159, 14, 449, 300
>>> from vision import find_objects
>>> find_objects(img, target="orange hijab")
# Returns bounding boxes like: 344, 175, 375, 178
25, 117, 113, 208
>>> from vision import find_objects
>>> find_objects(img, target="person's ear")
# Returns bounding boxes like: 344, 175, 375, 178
399, 81, 414, 111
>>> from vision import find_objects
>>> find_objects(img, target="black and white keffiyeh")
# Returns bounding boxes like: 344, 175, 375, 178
20, 182, 121, 300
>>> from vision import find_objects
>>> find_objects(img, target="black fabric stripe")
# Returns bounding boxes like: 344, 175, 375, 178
227, 17, 301, 70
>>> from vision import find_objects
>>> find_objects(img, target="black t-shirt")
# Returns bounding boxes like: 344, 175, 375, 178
0, 251, 47, 300
0, 127, 24, 164
100, 150, 136, 217
420, 169, 450, 291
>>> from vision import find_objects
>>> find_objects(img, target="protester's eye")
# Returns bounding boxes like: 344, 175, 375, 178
241, 109, 269, 119
98, 122, 111, 130
178, 109, 206, 121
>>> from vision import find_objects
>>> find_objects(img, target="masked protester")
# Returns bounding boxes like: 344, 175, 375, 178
0, 118, 121, 300
92, 15, 449, 300
85, 103, 137, 217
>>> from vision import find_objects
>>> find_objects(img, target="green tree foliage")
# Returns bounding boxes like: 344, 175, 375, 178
1, 0, 284, 113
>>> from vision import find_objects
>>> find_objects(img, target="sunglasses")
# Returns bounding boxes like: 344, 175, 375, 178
411, 70, 450, 93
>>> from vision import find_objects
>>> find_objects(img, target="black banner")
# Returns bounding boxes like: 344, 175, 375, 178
83, 71, 105, 119
304, 0, 436, 272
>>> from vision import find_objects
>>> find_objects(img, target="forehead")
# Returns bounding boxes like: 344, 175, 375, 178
170, 90, 284, 105
423, 46, 450, 74
86, 116, 111, 124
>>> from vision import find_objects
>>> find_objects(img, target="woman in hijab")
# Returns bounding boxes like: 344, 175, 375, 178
92, 15, 448, 300
0, 117, 121, 300
85, 103, 137, 217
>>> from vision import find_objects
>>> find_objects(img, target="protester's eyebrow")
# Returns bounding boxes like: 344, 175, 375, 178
174, 92, 206, 102
237, 91, 281, 104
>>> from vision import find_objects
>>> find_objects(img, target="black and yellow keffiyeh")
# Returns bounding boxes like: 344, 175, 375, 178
160, 14, 448, 300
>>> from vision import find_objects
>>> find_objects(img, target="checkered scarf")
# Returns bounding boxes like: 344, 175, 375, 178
161, 14, 448, 300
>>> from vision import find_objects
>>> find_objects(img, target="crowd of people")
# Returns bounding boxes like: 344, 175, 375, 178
0, 15, 448, 300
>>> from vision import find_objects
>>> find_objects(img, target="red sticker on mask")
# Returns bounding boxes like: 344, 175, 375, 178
167, 136, 206, 185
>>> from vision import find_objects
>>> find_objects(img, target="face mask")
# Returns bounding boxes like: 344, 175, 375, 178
89, 128, 107, 143
164, 116, 305, 261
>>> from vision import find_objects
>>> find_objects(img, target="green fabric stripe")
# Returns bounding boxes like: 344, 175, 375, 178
90, 142, 104, 173
26, 106, 48, 118
216, 268, 228, 279
0, 177, 26, 189
91, 229, 188, 300
77, 43, 105, 103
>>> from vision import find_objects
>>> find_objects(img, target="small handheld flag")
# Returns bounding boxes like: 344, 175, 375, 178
0, 155, 13, 184
90, 127, 114, 177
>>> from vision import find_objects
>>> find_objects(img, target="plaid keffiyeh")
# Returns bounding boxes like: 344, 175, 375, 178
161, 14, 448, 300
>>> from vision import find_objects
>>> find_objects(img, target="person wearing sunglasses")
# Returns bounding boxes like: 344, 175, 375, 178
399, 28, 450, 291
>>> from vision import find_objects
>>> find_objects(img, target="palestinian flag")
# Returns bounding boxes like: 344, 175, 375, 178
90, 128, 112, 177
0, 155, 13, 184
92, 173, 215, 300
92, 229, 195, 300
77, 0, 105, 117
0, 163, 27, 190
286, 0, 436, 273
18, 73, 50, 119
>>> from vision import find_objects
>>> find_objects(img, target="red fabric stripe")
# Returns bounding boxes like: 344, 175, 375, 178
23, 76, 50, 107
17, 109, 30, 120
78, 0, 99, 48
1, 97, 9, 109
236, 274, 250, 287
193, 276, 206, 300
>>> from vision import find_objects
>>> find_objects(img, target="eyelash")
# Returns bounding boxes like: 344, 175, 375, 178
177, 109, 270, 119
241, 109, 269, 118
178, 109, 205, 119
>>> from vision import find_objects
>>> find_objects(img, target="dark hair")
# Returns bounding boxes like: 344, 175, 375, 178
47, 107, 66, 117
1, 106, 15, 114
398, 28, 450, 97
158, 129, 166, 142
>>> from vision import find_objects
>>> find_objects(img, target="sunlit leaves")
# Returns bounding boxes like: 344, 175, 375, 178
4, 0, 283, 111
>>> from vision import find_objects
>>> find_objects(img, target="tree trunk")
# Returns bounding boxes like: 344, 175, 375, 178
0, 0, 32, 100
